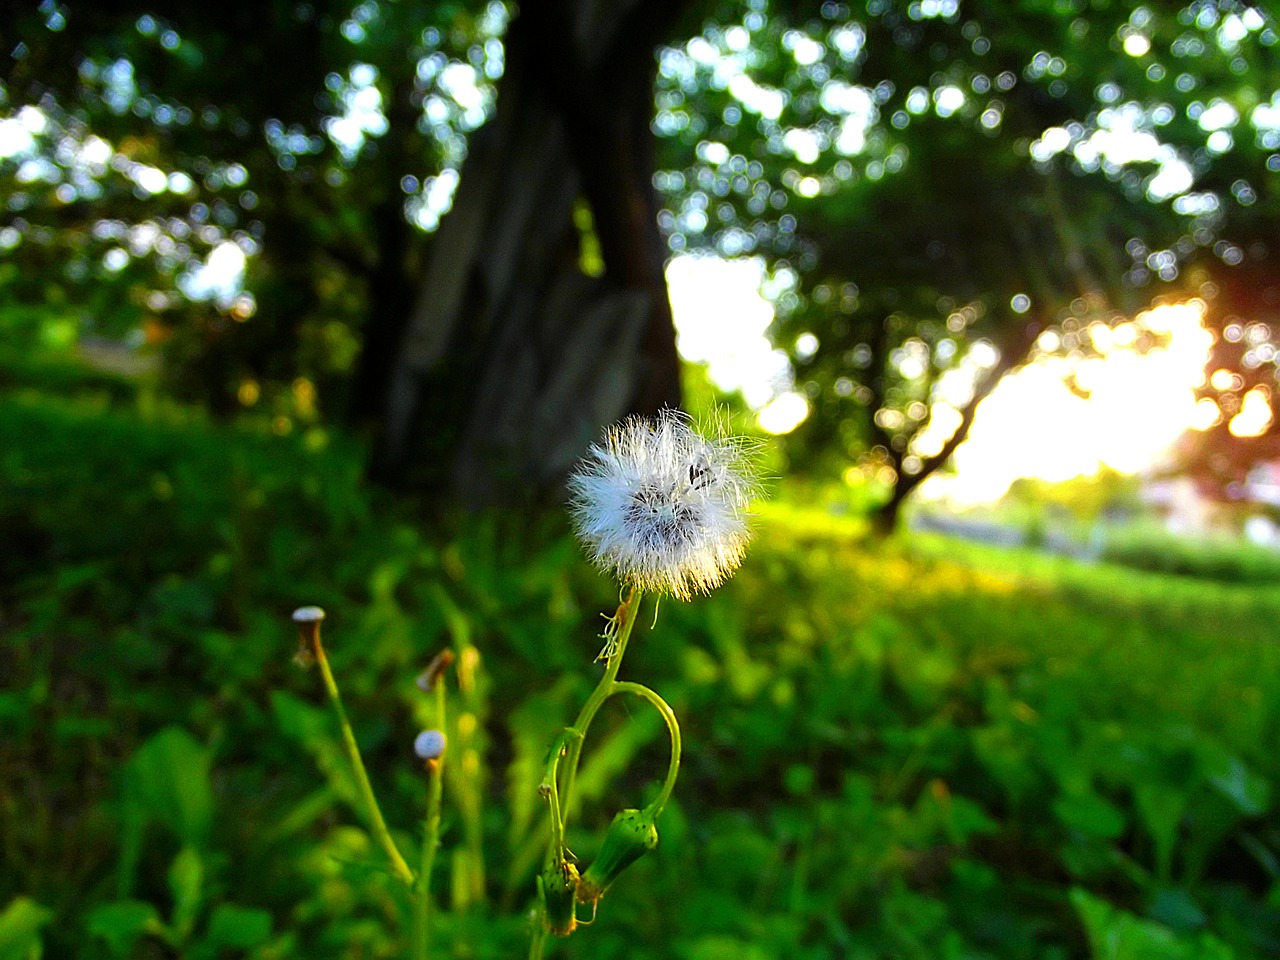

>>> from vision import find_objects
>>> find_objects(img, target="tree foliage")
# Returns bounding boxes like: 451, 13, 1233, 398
655, 0, 1278, 525
2, 0, 503, 416
2, 0, 1279, 518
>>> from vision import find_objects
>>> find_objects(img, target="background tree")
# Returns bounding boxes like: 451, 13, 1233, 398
2, 1, 493, 413
655, 0, 1278, 530
1175, 247, 1280, 494
0, 0, 689, 504
3, 0, 1278, 519
367, 0, 691, 501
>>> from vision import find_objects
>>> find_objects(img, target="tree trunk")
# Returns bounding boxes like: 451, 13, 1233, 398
866, 313, 1045, 538
371, 0, 685, 505
870, 493, 906, 538
349, 80, 420, 425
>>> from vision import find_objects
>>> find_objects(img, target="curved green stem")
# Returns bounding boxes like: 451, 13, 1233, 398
540, 729, 575, 856
312, 636, 415, 886
531, 588, 646, 952
412, 683, 447, 960
612, 681, 682, 817
555, 588, 641, 831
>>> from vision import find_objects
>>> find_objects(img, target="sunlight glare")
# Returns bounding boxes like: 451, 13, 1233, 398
667, 255, 792, 413
921, 303, 1214, 504
1230, 388, 1274, 437
758, 392, 810, 434
666, 257, 1220, 487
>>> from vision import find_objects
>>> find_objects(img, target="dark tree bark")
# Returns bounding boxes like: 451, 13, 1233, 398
349, 79, 421, 424
370, 0, 687, 505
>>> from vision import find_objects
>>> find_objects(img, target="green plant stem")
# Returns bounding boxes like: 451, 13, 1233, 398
412, 683, 447, 960
556, 588, 642, 831
530, 590, 642, 951
541, 730, 573, 856
529, 886, 549, 960
612, 681, 682, 817
312, 637, 415, 886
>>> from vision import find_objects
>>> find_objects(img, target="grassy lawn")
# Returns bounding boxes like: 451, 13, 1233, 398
3, 390, 1278, 959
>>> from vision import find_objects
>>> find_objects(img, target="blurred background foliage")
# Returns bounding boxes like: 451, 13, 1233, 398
3, 0, 1280, 958
2, 0, 1278, 511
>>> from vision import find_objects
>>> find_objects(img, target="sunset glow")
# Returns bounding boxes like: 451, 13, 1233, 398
668, 256, 1217, 504
919, 302, 1214, 504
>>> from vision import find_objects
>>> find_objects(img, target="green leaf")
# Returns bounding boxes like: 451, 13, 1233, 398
86, 900, 162, 957
167, 846, 204, 942
943, 795, 1000, 844
125, 727, 214, 846
1205, 753, 1269, 817
1147, 888, 1207, 934
0, 898, 54, 960
1134, 783, 1187, 883
680, 935, 773, 960
1053, 790, 1126, 840
202, 904, 272, 950
270, 690, 359, 808
572, 708, 662, 809
1071, 888, 1236, 960
501, 679, 577, 897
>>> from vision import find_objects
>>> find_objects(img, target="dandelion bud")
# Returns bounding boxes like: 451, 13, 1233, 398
539, 857, 581, 937
414, 729, 447, 761
568, 410, 758, 600
416, 649, 455, 692
291, 606, 326, 624
575, 808, 659, 906
290, 606, 326, 667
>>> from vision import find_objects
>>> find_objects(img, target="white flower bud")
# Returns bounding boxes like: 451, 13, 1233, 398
414, 729, 447, 760
291, 606, 326, 623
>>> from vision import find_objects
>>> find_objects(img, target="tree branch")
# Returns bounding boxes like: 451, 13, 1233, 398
898, 314, 1044, 501
865, 309, 897, 462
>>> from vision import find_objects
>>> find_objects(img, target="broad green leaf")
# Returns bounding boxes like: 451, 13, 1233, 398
502, 679, 577, 898
1054, 790, 1126, 840
167, 846, 204, 942
202, 904, 272, 950
85, 901, 162, 957
0, 898, 53, 960
943, 795, 1000, 844
1134, 784, 1188, 883
270, 690, 359, 808
125, 727, 214, 846
1071, 887, 1236, 960
1205, 753, 1269, 817
1147, 888, 1208, 934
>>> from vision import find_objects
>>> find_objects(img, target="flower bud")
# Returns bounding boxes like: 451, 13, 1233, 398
576, 809, 658, 905
291, 606, 326, 624
416, 649, 455, 692
291, 606, 326, 667
414, 729, 447, 761
539, 858, 581, 937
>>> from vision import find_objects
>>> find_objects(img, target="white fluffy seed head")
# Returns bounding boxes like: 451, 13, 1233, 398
568, 409, 759, 600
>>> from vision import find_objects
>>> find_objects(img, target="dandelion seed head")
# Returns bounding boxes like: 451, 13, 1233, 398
568, 409, 758, 600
